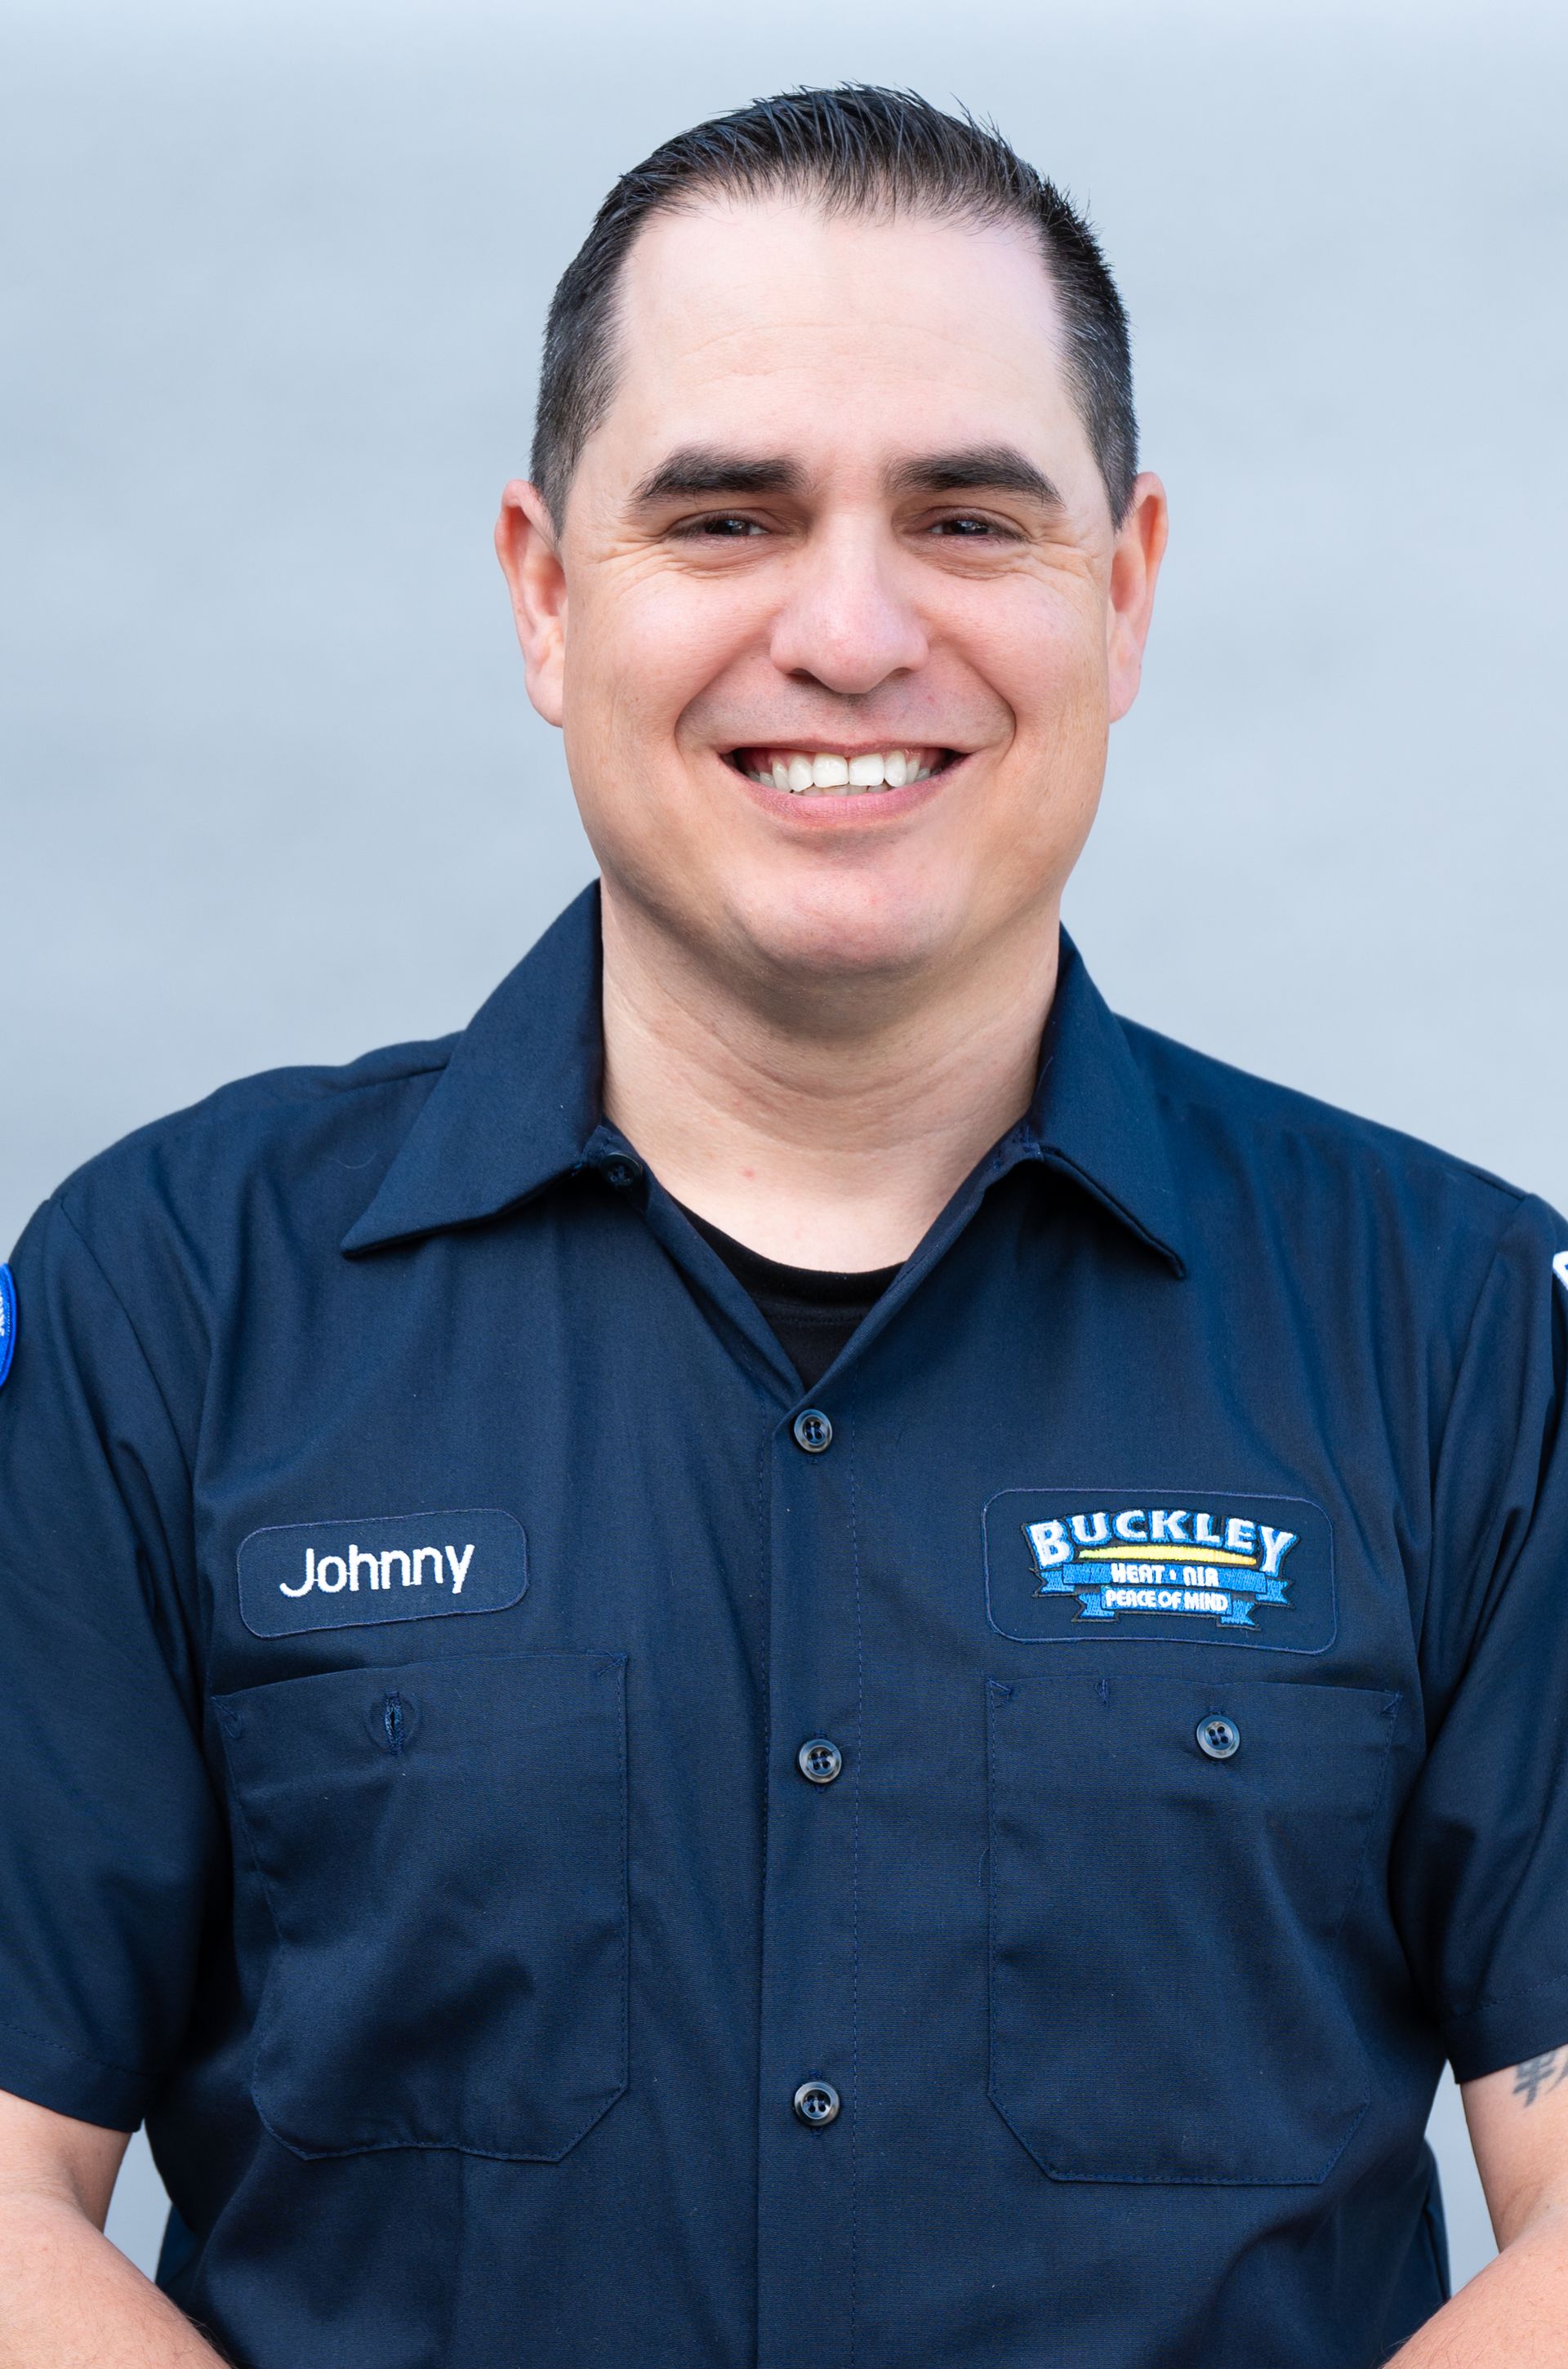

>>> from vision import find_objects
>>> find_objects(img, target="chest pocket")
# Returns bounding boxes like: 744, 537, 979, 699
214, 1650, 626, 2162
986, 1672, 1397, 2185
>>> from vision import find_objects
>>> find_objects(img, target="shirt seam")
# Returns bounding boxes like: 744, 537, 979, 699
48, 1195, 197, 1494
1441, 1970, 1568, 2028
1138, 1060, 1532, 1218
1422, 1192, 1562, 1668
1435, 1193, 1555, 1428
0, 2008, 154, 2083
46, 1196, 212, 1722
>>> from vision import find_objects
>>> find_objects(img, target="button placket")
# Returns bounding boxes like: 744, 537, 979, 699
756, 1402, 858, 2369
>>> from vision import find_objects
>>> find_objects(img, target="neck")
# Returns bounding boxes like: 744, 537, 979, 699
598, 888, 1060, 1269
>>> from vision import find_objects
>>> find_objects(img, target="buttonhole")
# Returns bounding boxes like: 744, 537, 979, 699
383, 1692, 406, 1755
1097, 1677, 1109, 1706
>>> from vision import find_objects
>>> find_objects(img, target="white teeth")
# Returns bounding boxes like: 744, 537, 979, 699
741, 747, 947, 793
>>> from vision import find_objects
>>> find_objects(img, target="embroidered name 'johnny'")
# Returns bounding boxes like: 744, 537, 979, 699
982, 1488, 1336, 1654
1024, 1504, 1298, 1628
237, 1509, 528, 1639
286, 1539, 477, 1598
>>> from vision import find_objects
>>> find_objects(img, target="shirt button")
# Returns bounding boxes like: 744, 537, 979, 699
793, 2079, 840, 2128
1196, 1714, 1241, 1761
791, 1407, 833, 1454
603, 1157, 642, 1191
797, 1738, 843, 1786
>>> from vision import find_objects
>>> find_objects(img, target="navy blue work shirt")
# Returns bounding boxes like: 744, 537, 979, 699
3, 884, 1568, 2369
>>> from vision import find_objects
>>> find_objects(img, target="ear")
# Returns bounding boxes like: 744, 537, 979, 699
1105, 472, 1169, 723
494, 479, 567, 728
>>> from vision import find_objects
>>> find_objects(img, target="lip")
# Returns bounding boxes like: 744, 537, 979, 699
719, 745, 969, 825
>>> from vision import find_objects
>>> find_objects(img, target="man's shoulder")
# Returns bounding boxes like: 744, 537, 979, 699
42, 1030, 461, 1271
1119, 1013, 1560, 1280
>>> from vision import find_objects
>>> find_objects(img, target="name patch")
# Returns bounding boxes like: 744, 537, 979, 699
983, 1488, 1334, 1653
238, 1509, 528, 1638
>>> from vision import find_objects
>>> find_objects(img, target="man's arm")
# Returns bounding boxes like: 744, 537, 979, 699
0, 2088, 225, 2367
1388, 2052, 1568, 2364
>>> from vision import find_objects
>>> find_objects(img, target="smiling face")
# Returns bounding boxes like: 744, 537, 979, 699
498, 196, 1165, 1004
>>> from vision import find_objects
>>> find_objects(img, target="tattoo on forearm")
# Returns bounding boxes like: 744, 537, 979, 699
1512, 2051, 1568, 2106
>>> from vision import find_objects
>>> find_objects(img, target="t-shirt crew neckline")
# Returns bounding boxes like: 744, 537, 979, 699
677, 1204, 903, 1394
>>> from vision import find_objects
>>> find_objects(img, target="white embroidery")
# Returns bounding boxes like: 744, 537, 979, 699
280, 1541, 476, 1597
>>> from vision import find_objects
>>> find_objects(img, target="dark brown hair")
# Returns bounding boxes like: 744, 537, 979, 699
531, 84, 1138, 528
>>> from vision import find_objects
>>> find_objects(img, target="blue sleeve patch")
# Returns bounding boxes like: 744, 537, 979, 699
0, 1265, 15, 1390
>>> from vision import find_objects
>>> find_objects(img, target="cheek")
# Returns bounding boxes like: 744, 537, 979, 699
559, 578, 756, 888
980, 586, 1107, 727
955, 600, 1109, 875
565, 572, 752, 761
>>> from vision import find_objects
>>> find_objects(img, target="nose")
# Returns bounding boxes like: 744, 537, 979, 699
767, 517, 929, 696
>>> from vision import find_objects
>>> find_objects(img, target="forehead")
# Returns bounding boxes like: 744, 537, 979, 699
595, 196, 1085, 482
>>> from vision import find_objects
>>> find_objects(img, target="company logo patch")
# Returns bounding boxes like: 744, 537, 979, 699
0, 1265, 14, 1392
983, 1489, 1334, 1653
1553, 1250, 1568, 1295
238, 1509, 528, 1638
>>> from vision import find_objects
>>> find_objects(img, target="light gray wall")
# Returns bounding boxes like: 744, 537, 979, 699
11, 0, 1566, 2301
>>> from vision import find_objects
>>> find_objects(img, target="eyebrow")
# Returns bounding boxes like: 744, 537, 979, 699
630, 449, 805, 505
885, 447, 1066, 507
628, 442, 1067, 512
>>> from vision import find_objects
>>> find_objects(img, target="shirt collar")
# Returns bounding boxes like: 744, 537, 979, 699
342, 883, 1187, 1277
341, 887, 604, 1255
1016, 935, 1187, 1277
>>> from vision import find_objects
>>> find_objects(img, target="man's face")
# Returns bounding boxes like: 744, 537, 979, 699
499, 198, 1165, 999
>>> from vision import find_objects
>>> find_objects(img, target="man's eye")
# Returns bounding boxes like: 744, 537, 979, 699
675, 514, 767, 540
929, 514, 1007, 539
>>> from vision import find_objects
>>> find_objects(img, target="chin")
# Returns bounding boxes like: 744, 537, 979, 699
728, 879, 963, 992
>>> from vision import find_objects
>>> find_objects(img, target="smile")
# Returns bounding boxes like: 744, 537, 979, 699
726, 746, 954, 795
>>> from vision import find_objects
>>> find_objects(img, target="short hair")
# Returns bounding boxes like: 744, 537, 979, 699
531, 84, 1138, 530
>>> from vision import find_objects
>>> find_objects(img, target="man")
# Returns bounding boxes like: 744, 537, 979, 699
1, 82, 1566, 2369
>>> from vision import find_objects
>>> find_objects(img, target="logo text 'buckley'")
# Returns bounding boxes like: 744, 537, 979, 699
1022, 1503, 1298, 1628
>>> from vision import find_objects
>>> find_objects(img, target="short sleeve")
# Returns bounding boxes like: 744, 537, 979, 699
0, 1196, 220, 2129
1392, 1193, 1568, 2082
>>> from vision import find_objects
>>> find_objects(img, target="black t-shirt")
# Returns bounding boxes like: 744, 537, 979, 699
680, 1206, 902, 1391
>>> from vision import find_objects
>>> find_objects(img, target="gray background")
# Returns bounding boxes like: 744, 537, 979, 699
7, 0, 1565, 2302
